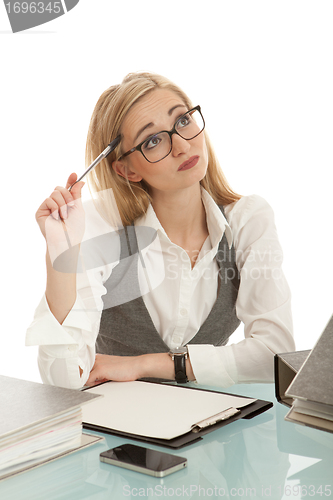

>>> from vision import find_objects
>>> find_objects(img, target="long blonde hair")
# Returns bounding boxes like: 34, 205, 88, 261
86, 72, 241, 226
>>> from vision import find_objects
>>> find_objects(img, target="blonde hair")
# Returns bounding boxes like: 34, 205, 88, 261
86, 72, 241, 226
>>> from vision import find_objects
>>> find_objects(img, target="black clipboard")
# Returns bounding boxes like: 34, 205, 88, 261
82, 381, 273, 449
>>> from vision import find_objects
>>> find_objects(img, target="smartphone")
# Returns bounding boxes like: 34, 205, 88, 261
100, 444, 187, 477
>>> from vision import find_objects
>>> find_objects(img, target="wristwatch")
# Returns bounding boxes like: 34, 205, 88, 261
168, 346, 188, 384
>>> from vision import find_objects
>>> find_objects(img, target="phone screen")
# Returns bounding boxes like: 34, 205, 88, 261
100, 444, 187, 477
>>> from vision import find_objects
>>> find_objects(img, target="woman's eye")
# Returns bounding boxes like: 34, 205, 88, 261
177, 115, 190, 128
143, 135, 161, 150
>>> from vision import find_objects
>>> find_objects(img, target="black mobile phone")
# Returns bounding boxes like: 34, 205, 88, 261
100, 444, 187, 477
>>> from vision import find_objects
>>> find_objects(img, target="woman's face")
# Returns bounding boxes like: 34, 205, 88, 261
113, 89, 208, 197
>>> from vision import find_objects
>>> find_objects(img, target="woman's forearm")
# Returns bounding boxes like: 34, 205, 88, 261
45, 249, 77, 325
86, 352, 195, 386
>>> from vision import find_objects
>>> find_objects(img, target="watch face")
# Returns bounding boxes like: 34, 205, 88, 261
171, 347, 188, 356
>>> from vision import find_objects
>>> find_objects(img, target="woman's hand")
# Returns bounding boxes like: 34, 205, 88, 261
85, 352, 195, 386
36, 173, 85, 265
86, 354, 147, 386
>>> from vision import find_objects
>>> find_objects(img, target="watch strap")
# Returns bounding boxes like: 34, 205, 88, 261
174, 353, 188, 384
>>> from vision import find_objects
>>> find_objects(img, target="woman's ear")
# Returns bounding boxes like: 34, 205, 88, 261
112, 160, 143, 182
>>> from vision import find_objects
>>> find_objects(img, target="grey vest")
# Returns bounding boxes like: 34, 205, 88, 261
96, 207, 240, 356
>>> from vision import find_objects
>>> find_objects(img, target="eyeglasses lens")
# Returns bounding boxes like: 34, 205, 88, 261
142, 109, 204, 163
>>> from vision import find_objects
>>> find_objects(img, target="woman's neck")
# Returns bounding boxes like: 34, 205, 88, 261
151, 184, 208, 252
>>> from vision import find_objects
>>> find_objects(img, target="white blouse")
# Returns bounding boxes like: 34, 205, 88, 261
26, 188, 295, 389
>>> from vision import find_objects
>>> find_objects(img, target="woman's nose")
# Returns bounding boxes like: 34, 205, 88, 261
171, 133, 191, 156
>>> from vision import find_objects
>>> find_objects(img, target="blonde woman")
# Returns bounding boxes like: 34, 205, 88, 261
27, 72, 295, 389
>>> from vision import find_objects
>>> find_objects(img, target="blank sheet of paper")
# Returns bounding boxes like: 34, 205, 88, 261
82, 381, 256, 440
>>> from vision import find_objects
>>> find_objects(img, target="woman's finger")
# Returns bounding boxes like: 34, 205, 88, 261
53, 186, 75, 206
86, 368, 103, 386
65, 172, 78, 190
49, 189, 71, 219
36, 197, 61, 221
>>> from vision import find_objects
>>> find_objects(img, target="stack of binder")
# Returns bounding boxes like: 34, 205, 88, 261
0, 375, 103, 481
275, 314, 333, 433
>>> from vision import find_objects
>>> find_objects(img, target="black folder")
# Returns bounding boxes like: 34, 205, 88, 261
82, 381, 273, 449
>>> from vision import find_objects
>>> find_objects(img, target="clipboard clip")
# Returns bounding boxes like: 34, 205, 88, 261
191, 407, 241, 433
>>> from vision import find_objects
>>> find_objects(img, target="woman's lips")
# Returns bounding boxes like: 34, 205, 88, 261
178, 155, 199, 171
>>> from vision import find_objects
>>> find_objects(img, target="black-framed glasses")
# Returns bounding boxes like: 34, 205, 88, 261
118, 105, 205, 164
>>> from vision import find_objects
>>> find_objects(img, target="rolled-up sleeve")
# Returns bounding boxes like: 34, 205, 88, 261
26, 268, 105, 388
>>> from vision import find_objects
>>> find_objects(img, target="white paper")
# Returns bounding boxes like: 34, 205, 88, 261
82, 381, 256, 440
0, 408, 82, 471
293, 399, 333, 422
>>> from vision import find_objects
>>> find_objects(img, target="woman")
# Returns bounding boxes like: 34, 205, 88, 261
27, 72, 295, 389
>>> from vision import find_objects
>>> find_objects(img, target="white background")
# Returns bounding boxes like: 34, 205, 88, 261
0, 1, 332, 383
